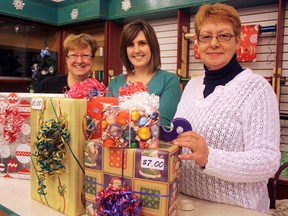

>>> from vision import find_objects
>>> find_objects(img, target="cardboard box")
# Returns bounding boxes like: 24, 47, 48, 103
84, 139, 180, 216
30, 97, 86, 216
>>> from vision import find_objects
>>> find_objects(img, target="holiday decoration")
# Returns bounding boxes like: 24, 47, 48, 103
31, 37, 57, 92
30, 96, 87, 216
121, 0, 131, 12
13, 0, 25, 10
71, 8, 79, 19
85, 139, 180, 216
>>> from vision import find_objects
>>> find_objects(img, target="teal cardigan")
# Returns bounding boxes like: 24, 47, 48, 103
106, 69, 182, 127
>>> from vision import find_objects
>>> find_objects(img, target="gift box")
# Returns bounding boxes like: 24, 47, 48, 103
86, 97, 119, 140
30, 96, 86, 216
84, 139, 180, 216
102, 107, 160, 148
0, 93, 32, 179
102, 87, 160, 148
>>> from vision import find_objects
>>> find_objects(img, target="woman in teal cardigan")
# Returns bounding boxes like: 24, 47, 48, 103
106, 20, 181, 127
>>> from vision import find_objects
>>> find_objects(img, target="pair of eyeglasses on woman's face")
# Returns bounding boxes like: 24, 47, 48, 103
66, 54, 92, 60
197, 33, 236, 43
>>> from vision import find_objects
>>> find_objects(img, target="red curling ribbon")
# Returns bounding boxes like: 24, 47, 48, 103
0, 104, 24, 143
118, 82, 148, 97
96, 181, 142, 215
65, 78, 107, 99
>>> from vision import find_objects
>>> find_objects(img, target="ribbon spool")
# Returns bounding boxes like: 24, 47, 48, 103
160, 118, 192, 142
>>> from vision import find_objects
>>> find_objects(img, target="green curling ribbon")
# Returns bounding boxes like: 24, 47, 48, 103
33, 116, 70, 196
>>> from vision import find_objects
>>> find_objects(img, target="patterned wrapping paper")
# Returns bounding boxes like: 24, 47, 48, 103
0, 93, 32, 179
84, 139, 180, 216
86, 97, 119, 140
30, 97, 87, 216
236, 25, 260, 62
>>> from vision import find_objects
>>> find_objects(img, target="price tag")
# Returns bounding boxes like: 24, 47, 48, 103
141, 156, 165, 171
31, 98, 43, 110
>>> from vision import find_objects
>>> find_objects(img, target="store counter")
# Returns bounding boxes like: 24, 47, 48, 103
178, 193, 269, 216
0, 178, 269, 216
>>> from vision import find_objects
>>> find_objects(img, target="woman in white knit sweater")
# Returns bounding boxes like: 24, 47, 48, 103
172, 3, 280, 213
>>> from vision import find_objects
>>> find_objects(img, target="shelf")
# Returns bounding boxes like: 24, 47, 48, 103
280, 113, 288, 120
0, 76, 31, 83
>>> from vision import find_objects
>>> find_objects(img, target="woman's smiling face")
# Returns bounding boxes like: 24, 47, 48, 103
198, 21, 239, 71
126, 30, 152, 71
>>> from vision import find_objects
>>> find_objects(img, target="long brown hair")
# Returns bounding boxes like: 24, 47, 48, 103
120, 20, 161, 75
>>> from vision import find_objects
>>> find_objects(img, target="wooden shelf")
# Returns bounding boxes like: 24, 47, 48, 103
0, 77, 31, 92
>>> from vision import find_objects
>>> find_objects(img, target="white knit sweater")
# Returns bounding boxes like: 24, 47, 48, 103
174, 69, 280, 213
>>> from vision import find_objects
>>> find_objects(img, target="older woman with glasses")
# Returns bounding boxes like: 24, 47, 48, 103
34, 33, 97, 93
172, 3, 280, 213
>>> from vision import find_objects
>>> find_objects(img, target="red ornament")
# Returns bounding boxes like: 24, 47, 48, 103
8, 93, 18, 104
7, 159, 18, 172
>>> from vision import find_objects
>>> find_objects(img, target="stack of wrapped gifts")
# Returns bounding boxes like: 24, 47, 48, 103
30, 79, 120, 216
84, 82, 181, 216
28, 79, 181, 216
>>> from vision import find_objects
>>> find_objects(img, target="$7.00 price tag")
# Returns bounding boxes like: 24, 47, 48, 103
31, 98, 43, 110
141, 156, 165, 171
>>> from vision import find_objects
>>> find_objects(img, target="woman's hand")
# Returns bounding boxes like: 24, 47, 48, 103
172, 131, 209, 167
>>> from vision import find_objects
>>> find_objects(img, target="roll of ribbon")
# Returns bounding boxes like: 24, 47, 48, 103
160, 118, 192, 142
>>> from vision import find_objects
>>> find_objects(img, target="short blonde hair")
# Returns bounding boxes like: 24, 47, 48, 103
63, 33, 97, 57
194, 3, 241, 39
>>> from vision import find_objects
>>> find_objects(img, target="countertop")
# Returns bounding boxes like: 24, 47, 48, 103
0, 177, 269, 216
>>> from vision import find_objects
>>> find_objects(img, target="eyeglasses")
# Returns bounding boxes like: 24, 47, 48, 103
66, 54, 92, 60
198, 33, 236, 43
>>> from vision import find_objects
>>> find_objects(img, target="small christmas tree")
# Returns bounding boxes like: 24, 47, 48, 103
30, 37, 57, 92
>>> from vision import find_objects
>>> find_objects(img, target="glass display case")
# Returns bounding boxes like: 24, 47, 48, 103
0, 18, 59, 92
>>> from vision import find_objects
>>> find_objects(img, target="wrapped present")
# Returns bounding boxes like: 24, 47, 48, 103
63, 78, 117, 140
30, 97, 87, 216
0, 93, 31, 179
86, 97, 119, 139
102, 91, 160, 148
84, 139, 180, 216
